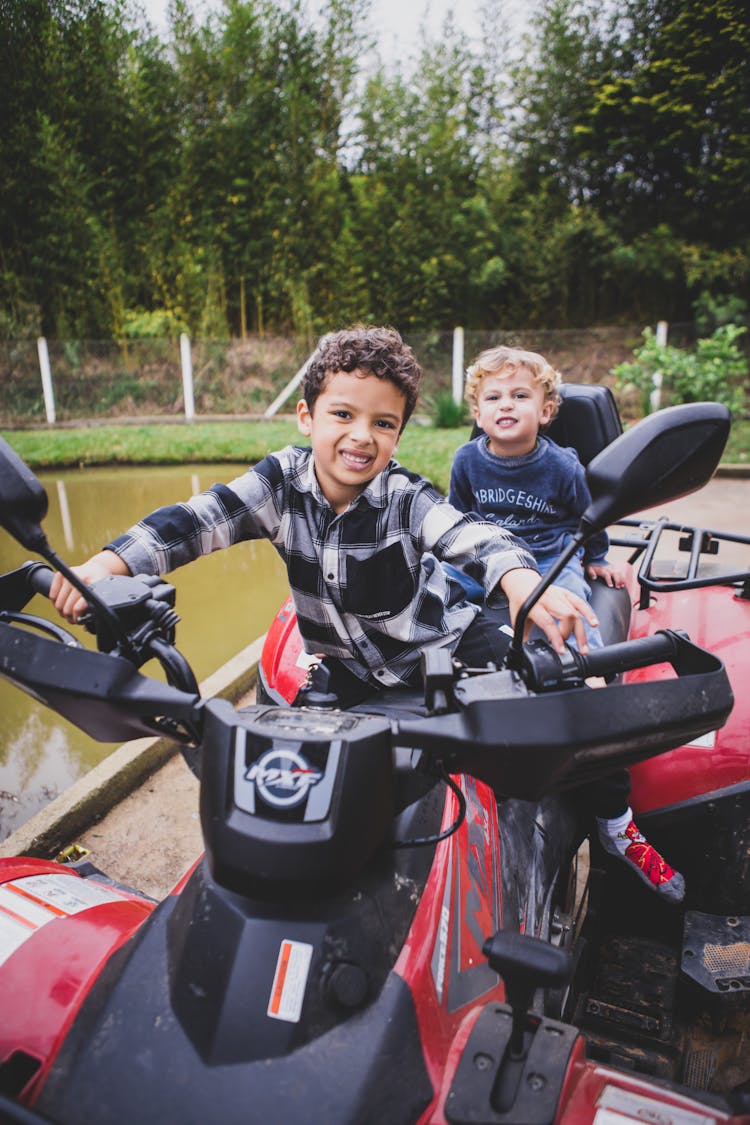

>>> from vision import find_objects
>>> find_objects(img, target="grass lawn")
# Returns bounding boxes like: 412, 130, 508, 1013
0, 419, 468, 495
2, 414, 748, 497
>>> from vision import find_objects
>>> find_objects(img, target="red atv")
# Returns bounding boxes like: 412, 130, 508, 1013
0, 393, 747, 1125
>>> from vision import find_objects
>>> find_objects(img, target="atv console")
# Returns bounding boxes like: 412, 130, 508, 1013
199, 698, 395, 896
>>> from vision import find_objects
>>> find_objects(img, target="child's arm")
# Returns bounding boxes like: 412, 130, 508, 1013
501, 567, 599, 655
448, 448, 475, 513
48, 454, 289, 625
50, 550, 131, 623
569, 457, 624, 585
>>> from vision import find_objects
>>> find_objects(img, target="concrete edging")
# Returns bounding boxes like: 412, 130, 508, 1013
715, 463, 750, 478
0, 634, 266, 860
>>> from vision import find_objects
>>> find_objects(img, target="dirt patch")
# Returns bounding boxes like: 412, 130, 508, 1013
75, 753, 202, 899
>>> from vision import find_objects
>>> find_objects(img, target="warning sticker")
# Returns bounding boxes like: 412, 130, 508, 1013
686, 731, 716, 750
267, 939, 313, 1023
0, 873, 122, 969
595, 1084, 718, 1125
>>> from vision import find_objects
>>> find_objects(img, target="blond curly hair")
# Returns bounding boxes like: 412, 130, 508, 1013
465, 345, 562, 419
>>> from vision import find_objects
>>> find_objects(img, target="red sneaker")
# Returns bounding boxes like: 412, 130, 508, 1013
598, 820, 685, 903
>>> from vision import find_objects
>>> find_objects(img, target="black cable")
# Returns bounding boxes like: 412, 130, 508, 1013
390, 764, 467, 850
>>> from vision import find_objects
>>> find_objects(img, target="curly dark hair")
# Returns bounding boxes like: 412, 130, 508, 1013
302, 325, 422, 430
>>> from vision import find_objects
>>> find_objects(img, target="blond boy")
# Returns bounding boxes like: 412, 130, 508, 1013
447, 345, 684, 902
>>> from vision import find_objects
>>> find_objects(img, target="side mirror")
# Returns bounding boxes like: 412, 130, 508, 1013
508, 401, 731, 658
582, 402, 731, 533
0, 436, 50, 552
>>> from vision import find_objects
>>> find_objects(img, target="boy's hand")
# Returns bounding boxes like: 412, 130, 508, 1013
501, 567, 598, 654
49, 550, 131, 623
586, 561, 628, 588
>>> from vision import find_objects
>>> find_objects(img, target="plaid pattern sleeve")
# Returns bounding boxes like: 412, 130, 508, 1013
107, 445, 538, 689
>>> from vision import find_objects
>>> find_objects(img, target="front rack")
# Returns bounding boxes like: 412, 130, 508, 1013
610, 518, 750, 607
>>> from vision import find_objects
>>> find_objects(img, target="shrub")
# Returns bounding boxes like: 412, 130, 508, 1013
122, 308, 188, 339
612, 325, 747, 419
693, 291, 748, 335
432, 391, 467, 428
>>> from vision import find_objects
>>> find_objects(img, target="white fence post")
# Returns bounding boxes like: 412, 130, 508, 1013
263, 357, 312, 419
650, 320, 668, 413
180, 333, 195, 421
37, 336, 56, 424
452, 326, 465, 406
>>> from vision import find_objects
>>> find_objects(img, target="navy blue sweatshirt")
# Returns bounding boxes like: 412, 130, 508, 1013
449, 434, 609, 566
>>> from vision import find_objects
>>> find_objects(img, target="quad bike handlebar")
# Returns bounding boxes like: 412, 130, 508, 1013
0, 558, 733, 807
0, 400, 737, 808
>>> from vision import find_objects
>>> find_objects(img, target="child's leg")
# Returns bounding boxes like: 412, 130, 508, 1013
590, 770, 685, 903
453, 607, 513, 668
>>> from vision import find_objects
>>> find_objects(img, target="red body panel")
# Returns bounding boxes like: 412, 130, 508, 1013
395, 775, 506, 1117
261, 595, 310, 701
626, 584, 749, 811
0, 858, 154, 1101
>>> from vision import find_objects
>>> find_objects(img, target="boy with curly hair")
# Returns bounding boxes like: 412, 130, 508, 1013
50, 326, 597, 707
449, 344, 627, 627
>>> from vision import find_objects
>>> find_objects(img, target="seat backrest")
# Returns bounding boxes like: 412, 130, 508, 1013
546, 383, 622, 465
470, 382, 622, 466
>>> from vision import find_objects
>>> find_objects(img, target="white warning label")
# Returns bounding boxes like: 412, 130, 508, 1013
267, 939, 313, 1023
595, 1084, 718, 1125
0, 873, 122, 968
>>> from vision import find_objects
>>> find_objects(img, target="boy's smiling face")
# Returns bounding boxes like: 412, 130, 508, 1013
474, 366, 556, 457
296, 368, 405, 512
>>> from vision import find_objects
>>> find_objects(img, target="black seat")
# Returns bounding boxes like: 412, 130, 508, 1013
545, 383, 622, 465
550, 386, 630, 645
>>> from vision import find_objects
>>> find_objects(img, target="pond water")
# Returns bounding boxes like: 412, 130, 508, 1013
0, 463, 290, 842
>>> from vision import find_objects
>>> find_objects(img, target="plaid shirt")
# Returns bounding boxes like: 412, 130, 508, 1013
107, 445, 537, 689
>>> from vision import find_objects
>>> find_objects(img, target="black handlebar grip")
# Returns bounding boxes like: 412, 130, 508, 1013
26, 562, 54, 597
522, 630, 682, 692
577, 630, 680, 681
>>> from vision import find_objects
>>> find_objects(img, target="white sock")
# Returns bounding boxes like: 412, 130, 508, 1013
596, 807, 633, 855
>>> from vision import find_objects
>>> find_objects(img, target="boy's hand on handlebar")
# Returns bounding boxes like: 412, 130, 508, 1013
527, 584, 597, 654
501, 567, 598, 654
49, 550, 131, 623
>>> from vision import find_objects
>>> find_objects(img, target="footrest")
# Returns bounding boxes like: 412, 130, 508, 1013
682, 911, 750, 996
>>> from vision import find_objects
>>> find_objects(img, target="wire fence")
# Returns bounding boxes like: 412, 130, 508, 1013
0, 325, 679, 428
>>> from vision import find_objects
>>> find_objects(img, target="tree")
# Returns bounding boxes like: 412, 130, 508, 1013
348, 18, 511, 328
576, 0, 750, 246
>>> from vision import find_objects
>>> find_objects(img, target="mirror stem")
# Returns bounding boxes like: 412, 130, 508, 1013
506, 532, 587, 667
